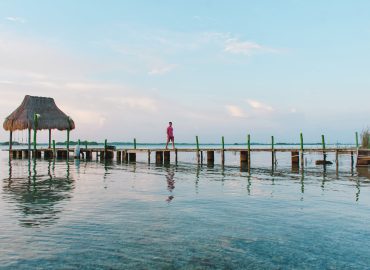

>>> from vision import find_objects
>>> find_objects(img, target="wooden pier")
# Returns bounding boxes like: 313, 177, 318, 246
6, 147, 370, 170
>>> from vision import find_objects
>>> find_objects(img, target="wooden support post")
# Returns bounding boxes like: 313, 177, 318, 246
196, 136, 200, 164
221, 150, 225, 166
147, 150, 151, 164
117, 150, 122, 162
164, 151, 170, 164
351, 151, 354, 170
12, 150, 16, 159
9, 131, 13, 151
291, 151, 299, 165
106, 150, 114, 160
28, 128, 31, 155
156, 151, 163, 164
300, 133, 304, 169
175, 149, 178, 164
129, 153, 136, 162
33, 113, 39, 154
355, 132, 359, 148
134, 138, 137, 149
100, 151, 105, 160
335, 150, 339, 170
48, 129, 51, 148
322, 134, 326, 165
86, 150, 92, 160
200, 151, 203, 165
247, 134, 251, 172
207, 151, 214, 166
122, 151, 128, 163
240, 151, 248, 169
17, 150, 23, 159
53, 140, 56, 157
271, 136, 275, 169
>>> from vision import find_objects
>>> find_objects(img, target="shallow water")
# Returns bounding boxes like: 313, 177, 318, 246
0, 149, 370, 269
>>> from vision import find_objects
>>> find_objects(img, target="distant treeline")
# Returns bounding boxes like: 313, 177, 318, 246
0, 141, 355, 146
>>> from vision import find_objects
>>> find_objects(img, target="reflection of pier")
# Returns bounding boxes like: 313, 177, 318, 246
2, 159, 74, 227
6, 147, 369, 172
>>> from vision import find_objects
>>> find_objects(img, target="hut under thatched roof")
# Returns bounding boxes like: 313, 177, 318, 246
3, 95, 75, 131
3, 95, 75, 151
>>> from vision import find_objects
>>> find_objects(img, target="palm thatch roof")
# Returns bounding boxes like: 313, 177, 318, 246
3, 95, 75, 131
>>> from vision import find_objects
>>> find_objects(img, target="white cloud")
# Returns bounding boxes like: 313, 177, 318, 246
226, 105, 247, 118
247, 99, 274, 112
104, 96, 159, 112
5, 17, 26, 23
224, 38, 277, 55
148, 64, 177, 75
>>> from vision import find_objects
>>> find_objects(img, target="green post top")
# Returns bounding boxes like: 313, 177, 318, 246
33, 113, 40, 152
196, 136, 199, 150
222, 136, 225, 150
247, 134, 251, 151
300, 133, 304, 151
134, 138, 137, 149
355, 132, 359, 148
321, 134, 326, 150
271, 136, 274, 150
104, 139, 107, 150
78, 139, 81, 145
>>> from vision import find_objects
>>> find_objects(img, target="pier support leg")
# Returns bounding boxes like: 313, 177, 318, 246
196, 151, 200, 164
221, 150, 225, 166
207, 151, 214, 167
106, 151, 114, 160
200, 151, 203, 165
17, 150, 23, 159
240, 151, 248, 171
156, 151, 163, 164
86, 150, 92, 160
147, 150, 151, 164
117, 151, 122, 162
175, 149, 178, 164
23, 150, 29, 159
291, 151, 299, 172
300, 151, 304, 170
164, 151, 170, 164
128, 153, 136, 163
100, 151, 105, 160
335, 150, 339, 173
351, 151, 354, 171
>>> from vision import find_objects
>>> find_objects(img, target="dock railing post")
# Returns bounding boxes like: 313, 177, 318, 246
300, 133, 304, 170
322, 134, 326, 166
196, 136, 200, 163
221, 136, 225, 166
271, 135, 275, 170
247, 134, 251, 172
53, 140, 56, 158
134, 138, 137, 149
355, 132, 359, 149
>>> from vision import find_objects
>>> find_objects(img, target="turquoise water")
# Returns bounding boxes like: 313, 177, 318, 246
0, 149, 370, 269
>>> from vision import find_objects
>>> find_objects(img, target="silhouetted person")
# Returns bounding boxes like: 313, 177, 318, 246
165, 122, 175, 149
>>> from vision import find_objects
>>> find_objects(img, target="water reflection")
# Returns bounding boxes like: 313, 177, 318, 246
165, 166, 175, 202
2, 159, 74, 227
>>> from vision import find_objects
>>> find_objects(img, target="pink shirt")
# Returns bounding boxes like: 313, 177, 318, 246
167, 126, 174, 137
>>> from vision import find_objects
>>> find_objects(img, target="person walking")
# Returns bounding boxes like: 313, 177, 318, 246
166, 122, 175, 149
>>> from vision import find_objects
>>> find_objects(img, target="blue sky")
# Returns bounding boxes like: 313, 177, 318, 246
0, 0, 369, 143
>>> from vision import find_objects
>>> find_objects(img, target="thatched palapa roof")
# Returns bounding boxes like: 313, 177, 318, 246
3, 95, 75, 131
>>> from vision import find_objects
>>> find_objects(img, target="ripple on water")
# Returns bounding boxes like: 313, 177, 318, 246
0, 154, 370, 269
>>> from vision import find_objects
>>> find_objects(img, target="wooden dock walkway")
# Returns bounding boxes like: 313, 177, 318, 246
5, 147, 370, 170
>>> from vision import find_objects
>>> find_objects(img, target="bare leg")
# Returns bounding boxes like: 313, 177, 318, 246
165, 138, 169, 149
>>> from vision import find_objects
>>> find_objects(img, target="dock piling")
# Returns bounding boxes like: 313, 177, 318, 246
156, 151, 163, 164
207, 151, 214, 167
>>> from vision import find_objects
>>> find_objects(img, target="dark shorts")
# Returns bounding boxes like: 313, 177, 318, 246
167, 136, 174, 142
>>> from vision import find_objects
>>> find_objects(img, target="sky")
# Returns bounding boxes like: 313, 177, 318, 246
0, 0, 369, 144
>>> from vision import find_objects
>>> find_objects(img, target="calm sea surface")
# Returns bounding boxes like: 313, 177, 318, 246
0, 145, 370, 269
